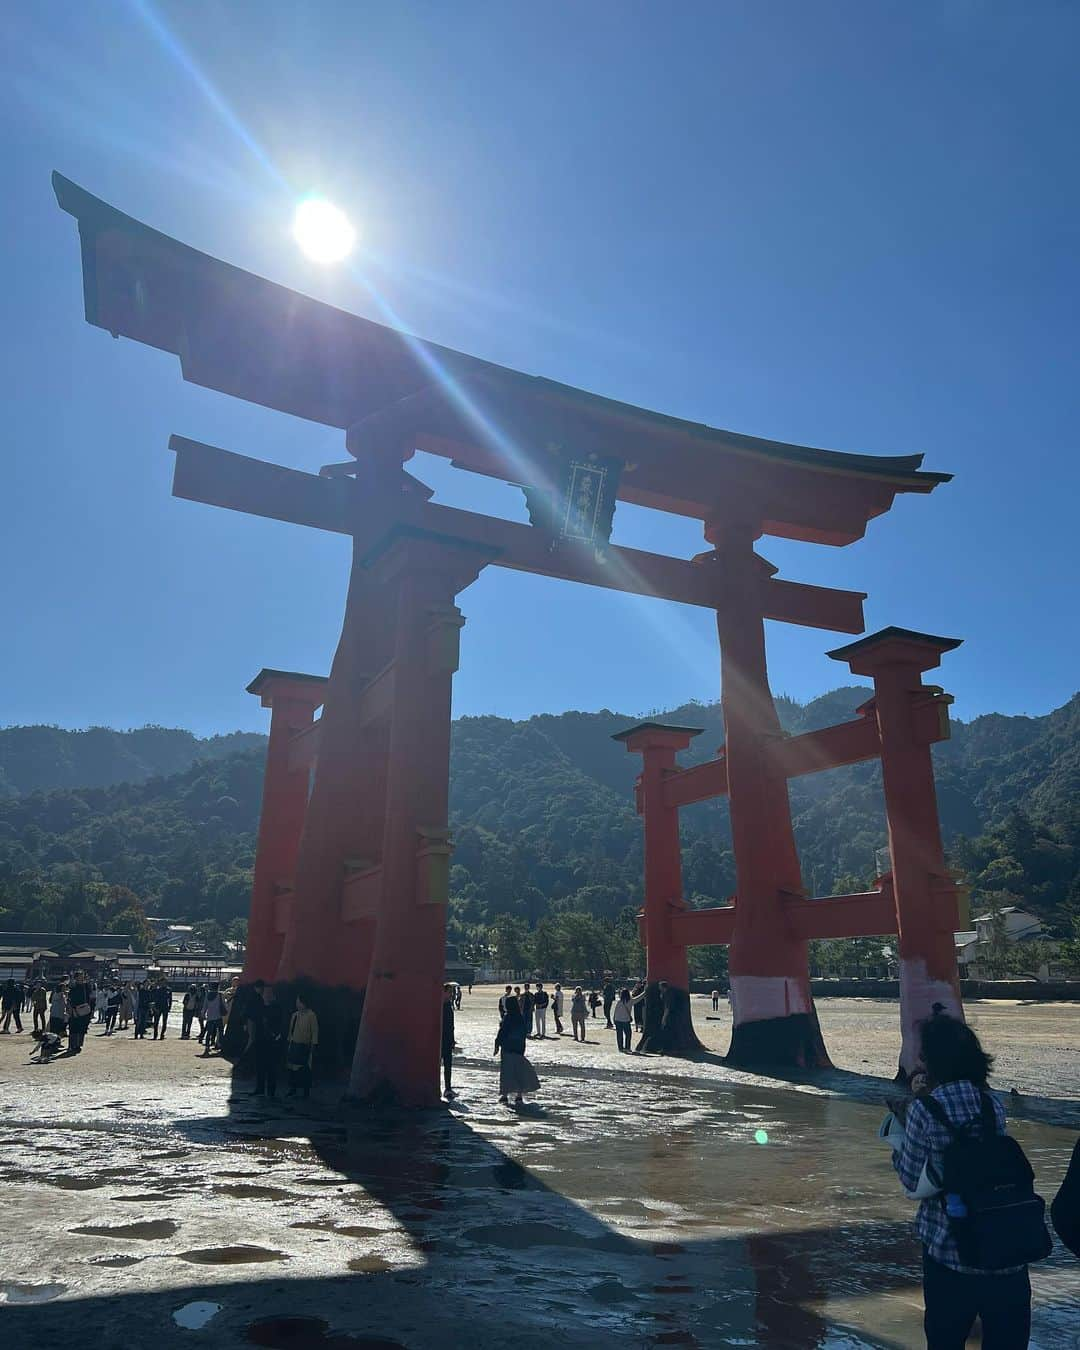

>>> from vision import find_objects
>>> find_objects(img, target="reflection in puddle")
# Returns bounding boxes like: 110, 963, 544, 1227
0, 1282, 67, 1304
173, 1300, 222, 1329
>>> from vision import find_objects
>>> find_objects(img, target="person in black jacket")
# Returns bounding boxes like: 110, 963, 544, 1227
1, 979, 23, 1034
246, 981, 285, 1097
441, 982, 457, 1099
67, 971, 93, 1054
494, 997, 540, 1107
1052, 1137, 1080, 1259
602, 978, 616, 1028
152, 981, 172, 1039
520, 983, 535, 1038
533, 983, 550, 1038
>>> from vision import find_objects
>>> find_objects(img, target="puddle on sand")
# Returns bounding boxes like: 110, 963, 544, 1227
214, 1182, 298, 1201
1, 1169, 107, 1191
0, 1282, 68, 1304
290, 1222, 386, 1239
180, 1245, 288, 1265
112, 1191, 185, 1202
73, 1219, 178, 1240
347, 1255, 392, 1273
89, 1254, 144, 1268
173, 1301, 222, 1330
246, 1317, 406, 1349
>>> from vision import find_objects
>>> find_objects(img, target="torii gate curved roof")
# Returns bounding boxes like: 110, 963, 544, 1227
53, 172, 949, 545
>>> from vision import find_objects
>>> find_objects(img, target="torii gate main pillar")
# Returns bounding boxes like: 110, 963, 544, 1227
705, 515, 829, 1068
347, 533, 493, 1107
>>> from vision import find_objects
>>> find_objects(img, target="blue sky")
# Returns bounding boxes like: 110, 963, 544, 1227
2, 1, 1077, 736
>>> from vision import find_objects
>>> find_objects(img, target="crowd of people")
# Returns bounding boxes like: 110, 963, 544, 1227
1, 971, 320, 1103
485, 976, 650, 1107
1, 972, 241, 1060
495, 978, 646, 1041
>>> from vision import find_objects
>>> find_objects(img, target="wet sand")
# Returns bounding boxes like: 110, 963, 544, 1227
1, 993, 1077, 1348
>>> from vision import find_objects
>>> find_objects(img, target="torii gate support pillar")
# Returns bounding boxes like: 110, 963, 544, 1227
614, 722, 704, 1054
242, 671, 327, 984
830, 629, 964, 1076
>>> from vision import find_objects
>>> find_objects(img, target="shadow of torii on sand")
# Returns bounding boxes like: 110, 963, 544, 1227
3, 1050, 932, 1348
5, 1048, 1079, 1349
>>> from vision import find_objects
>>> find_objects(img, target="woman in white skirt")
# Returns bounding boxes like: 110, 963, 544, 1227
494, 996, 540, 1107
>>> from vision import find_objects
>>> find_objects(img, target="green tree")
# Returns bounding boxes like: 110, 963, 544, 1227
689, 945, 729, 983
489, 913, 532, 975
191, 919, 226, 953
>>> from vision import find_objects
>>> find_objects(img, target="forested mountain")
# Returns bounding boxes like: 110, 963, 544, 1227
0, 690, 1077, 963
0, 725, 265, 796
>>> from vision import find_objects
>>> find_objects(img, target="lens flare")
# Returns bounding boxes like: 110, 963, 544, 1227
754, 1129, 769, 1145
293, 198, 356, 264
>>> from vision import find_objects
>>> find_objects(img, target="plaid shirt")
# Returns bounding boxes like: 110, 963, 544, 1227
892, 1080, 1015, 1273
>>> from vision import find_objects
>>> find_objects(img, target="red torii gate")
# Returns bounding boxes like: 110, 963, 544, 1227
55, 173, 962, 1104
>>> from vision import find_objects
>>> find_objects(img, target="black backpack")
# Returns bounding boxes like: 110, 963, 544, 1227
922, 1090, 1053, 1270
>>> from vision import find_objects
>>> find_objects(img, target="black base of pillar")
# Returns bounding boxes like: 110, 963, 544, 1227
636, 983, 704, 1057
221, 979, 365, 1077
725, 1010, 831, 1070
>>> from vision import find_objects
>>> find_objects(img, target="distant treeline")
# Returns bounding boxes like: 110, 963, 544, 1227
0, 689, 1077, 967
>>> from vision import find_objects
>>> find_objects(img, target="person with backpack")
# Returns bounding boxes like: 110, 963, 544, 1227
890, 1013, 1051, 1348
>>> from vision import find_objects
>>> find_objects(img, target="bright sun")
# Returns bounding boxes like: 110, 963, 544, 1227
292, 197, 356, 264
